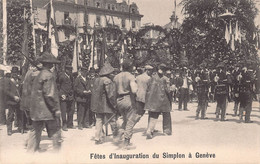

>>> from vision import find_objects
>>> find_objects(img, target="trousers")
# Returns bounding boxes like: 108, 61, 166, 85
60, 100, 74, 127
178, 88, 189, 110
27, 119, 62, 152
216, 95, 227, 120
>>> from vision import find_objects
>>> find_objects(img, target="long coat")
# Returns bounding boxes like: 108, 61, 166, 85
30, 69, 60, 121
91, 76, 116, 114
74, 75, 90, 103
145, 73, 171, 112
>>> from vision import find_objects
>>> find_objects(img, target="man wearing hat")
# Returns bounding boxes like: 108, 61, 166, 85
87, 67, 97, 127
27, 52, 62, 152
58, 65, 75, 131
145, 63, 172, 139
176, 66, 191, 111
4, 66, 21, 135
238, 64, 254, 123
113, 59, 138, 149
91, 62, 118, 144
74, 67, 91, 130
134, 65, 153, 129
214, 62, 229, 121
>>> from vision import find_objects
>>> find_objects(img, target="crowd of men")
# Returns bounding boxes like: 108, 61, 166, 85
0, 51, 259, 152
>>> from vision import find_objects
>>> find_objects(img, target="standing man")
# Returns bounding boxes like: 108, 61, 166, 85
195, 69, 209, 119
58, 65, 75, 131
176, 67, 191, 111
5, 66, 21, 135
27, 52, 62, 152
0, 70, 7, 125
232, 64, 241, 116
214, 63, 229, 121
91, 62, 118, 144
87, 67, 96, 127
145, 64, 172, 139
113, 60, 138, 149
135, 65, 153, 127
74, 67, 91, 130
238, 64, 254, 123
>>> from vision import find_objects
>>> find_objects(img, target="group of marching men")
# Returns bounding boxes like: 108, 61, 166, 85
0, 51, 259, 152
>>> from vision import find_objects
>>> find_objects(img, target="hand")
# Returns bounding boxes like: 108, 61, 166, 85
55, 111, 61, 118
14, 96, 20, 102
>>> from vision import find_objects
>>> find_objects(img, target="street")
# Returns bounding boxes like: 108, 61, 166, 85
0, 101, 260, 164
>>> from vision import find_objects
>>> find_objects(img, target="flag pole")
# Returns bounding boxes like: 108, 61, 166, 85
2, 0, 7, 65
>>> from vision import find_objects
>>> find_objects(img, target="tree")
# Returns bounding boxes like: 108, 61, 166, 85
181, 0, 259, 68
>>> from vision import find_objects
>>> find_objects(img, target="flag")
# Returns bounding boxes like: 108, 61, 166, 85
235, 21, 238, 41
47, 0, 59, 57
30, 0, 36, 56
231, 34, 235, 51
78, 36, 82, 67
238, 27, 241, 43
100, 32, 107, 67
21, 8, 29, 79
88, 36, 94, 70
72, 40, 78, 73
120, 39, 126, 71
229, 21, 232, 35
225, 24, 230, 44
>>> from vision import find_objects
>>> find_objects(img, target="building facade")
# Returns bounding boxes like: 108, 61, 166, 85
33, 0, 143, 42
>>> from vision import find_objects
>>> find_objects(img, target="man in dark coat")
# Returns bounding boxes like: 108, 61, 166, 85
113, 60, 138, 149
91, 62, 117, 144
58, 65, 74, 131
74, 67, 91, 130
214, 63, 229, 121
5, 66, 21, 135
86, 67, 96, 126
238, 64, 254, 123
0, 70, 7, 125
145, 64, 172, 139
27, 52, 62, 152
232, 65, 241, 116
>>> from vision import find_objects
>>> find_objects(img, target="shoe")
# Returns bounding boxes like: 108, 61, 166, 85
78, 125, 83, 130
62, 125, 68, 131
178, 108, 182, 111
183, 109, 189, 111
8, 131, 12, 136
245, 120, 253, 123
67, 126, 76, 129
122, 139, 136, 150
216, 115, 219, 119
220, 118, 228, 121
201, 117, 208, 120
146, 133, 153, 140
95, 140, 103, 145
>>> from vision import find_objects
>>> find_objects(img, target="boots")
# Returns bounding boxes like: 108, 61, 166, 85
52, 131, 62, 151
7, 122, 12, 136
62, 124, 68, 131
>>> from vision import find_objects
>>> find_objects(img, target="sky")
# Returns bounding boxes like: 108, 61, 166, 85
118, 0, 260, 27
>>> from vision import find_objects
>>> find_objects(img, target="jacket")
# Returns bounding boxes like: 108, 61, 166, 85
30, 68, 60, 121
5, 77, 20, 106
58, 72, 74, 101
91, 76, 117, 114
145, 73, 171, 112
136, 72, 151, 103
74, 75, 91, 103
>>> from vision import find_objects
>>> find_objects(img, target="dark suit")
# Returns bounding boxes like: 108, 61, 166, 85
4, 78, 21, 133
74, 75, 91, 128
176, 76, 190, 110
58, 72, 74, 128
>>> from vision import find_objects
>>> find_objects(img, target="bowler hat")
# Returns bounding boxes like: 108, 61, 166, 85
38, 52, 60, 64
144, 65, 153, 70
99, 62, 114, 76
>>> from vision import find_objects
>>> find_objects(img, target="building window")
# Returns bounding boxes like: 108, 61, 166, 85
64, 12, 69, 20
132, 21, 136, 29
132, 8, 135, 14
84, 0, 88, 6
96, 2, 100, 8
96, 15, 101, 25
112, 5, 115, 10
108, 4, 110, 10
122, 19, 125, 28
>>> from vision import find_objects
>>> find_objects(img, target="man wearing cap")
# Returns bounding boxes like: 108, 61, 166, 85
145, 63, 172, 139
74, 67, 91, 130
27, 52, 62, 152
135, 65, 153, 127
4, 66, 21, 135
91, 62, 118, 144
58, 65, 75, 131
113, 60, 138, 149
238, 64, 254, 123
214, 62, 229, 121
